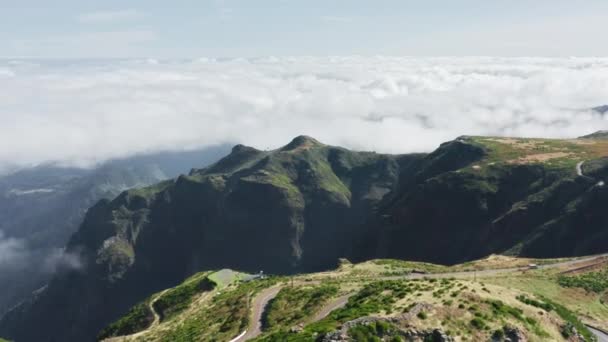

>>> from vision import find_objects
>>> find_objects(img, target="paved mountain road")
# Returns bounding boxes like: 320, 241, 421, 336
588, 326, 608, 342
232, 286, 282, 342
577, 161, 585, 177
308, 293, 354, 323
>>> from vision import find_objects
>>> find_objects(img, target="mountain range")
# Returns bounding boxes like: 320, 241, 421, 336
1, 133, 608, 341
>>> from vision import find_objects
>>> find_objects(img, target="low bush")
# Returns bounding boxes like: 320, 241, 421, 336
97, 301, 154, 339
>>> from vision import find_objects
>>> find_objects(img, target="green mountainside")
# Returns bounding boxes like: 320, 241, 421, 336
364, 135, 608, 264
1, 134, 608, 342
0, 136, 418, 342
0, 145, 230, 316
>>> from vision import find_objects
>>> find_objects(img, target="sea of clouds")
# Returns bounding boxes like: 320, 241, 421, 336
1, 56, 607, 170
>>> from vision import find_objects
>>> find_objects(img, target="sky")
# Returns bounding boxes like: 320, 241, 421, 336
2, 1, 608, 286
0, 1, 607, 172
3, 0, 608, 58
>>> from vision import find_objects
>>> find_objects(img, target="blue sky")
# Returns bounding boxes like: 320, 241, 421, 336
2, 0, 608, 58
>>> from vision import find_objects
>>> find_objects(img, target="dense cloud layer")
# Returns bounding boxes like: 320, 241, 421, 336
0, 230, 81, 273
0, 231, 26, 270
1, 57, 607, 170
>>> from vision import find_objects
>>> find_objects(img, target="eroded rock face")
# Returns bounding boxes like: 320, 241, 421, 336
401, 328, 454, 342
500, 325, 528, 342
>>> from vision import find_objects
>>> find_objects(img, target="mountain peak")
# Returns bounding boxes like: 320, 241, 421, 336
579, 130, 608, 139
281, 135, 323, 151
592, 105, 608, 114
231, 144, 259, 154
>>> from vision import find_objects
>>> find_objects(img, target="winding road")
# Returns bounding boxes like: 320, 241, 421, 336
230, 253, 608, 341
232, 286, 282, 342
588, 325, 608, 342
308, 293, 354, 323
576, 160, 605, 187
577, 161, 585, 177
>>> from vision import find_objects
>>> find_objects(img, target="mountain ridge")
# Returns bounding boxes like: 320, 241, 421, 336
2, 134, 608, 342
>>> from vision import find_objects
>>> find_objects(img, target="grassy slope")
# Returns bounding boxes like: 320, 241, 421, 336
257, 279, 568, 341
102, 256, 608, 342
485, 269, 608, 331
263, 285, 339, 331
468, 136, 608, 173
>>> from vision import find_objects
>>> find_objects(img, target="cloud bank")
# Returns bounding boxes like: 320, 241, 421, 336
0, 230, 82, 274
0, 57, 607, 170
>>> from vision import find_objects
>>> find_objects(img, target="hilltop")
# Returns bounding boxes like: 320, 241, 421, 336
364, 134, 608, 264
2, 133, 608, 342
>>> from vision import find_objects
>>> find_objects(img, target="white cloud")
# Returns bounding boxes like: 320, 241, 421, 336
0, 230, 83, 273
0, 57, 607, 169
77, 9, 144, 24
0, 231, 26, 269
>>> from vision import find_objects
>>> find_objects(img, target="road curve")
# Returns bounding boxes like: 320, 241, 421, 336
588, 325, 608, 342
232, 286, 282, 342
577, 161, 584, 177
309, 293, 354, 323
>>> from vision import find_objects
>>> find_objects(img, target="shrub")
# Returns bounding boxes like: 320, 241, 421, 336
97, 301, 154, 339
516, 295, 554, 312
470, 317, 486, 330
558, 268, 608, 293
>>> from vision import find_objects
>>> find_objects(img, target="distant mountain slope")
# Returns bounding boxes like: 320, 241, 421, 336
364, 134, 608, 264
0, 136, 420, 342
593, 105, 608, 115
0, 145, 230, 316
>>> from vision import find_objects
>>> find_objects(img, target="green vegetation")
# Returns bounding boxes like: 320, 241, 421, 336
307, 281, 402, 332
97, 301, 153, 340
127, 179, 174, 199
348, 321, 397, 341
263, 285, 338, 329
486, 299, 548, 337
541, 298, 595, 341
470, 317, 487, 330
515, 294, 595, 341
558, 268, 608, 293
153, 272, 215, 321
469, 136, 594, 172
516, 295, 554, 312
157, 278, 276, 342
257, 281, 413, 341
371, 259, 447, 274
486, 272, 608, 326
